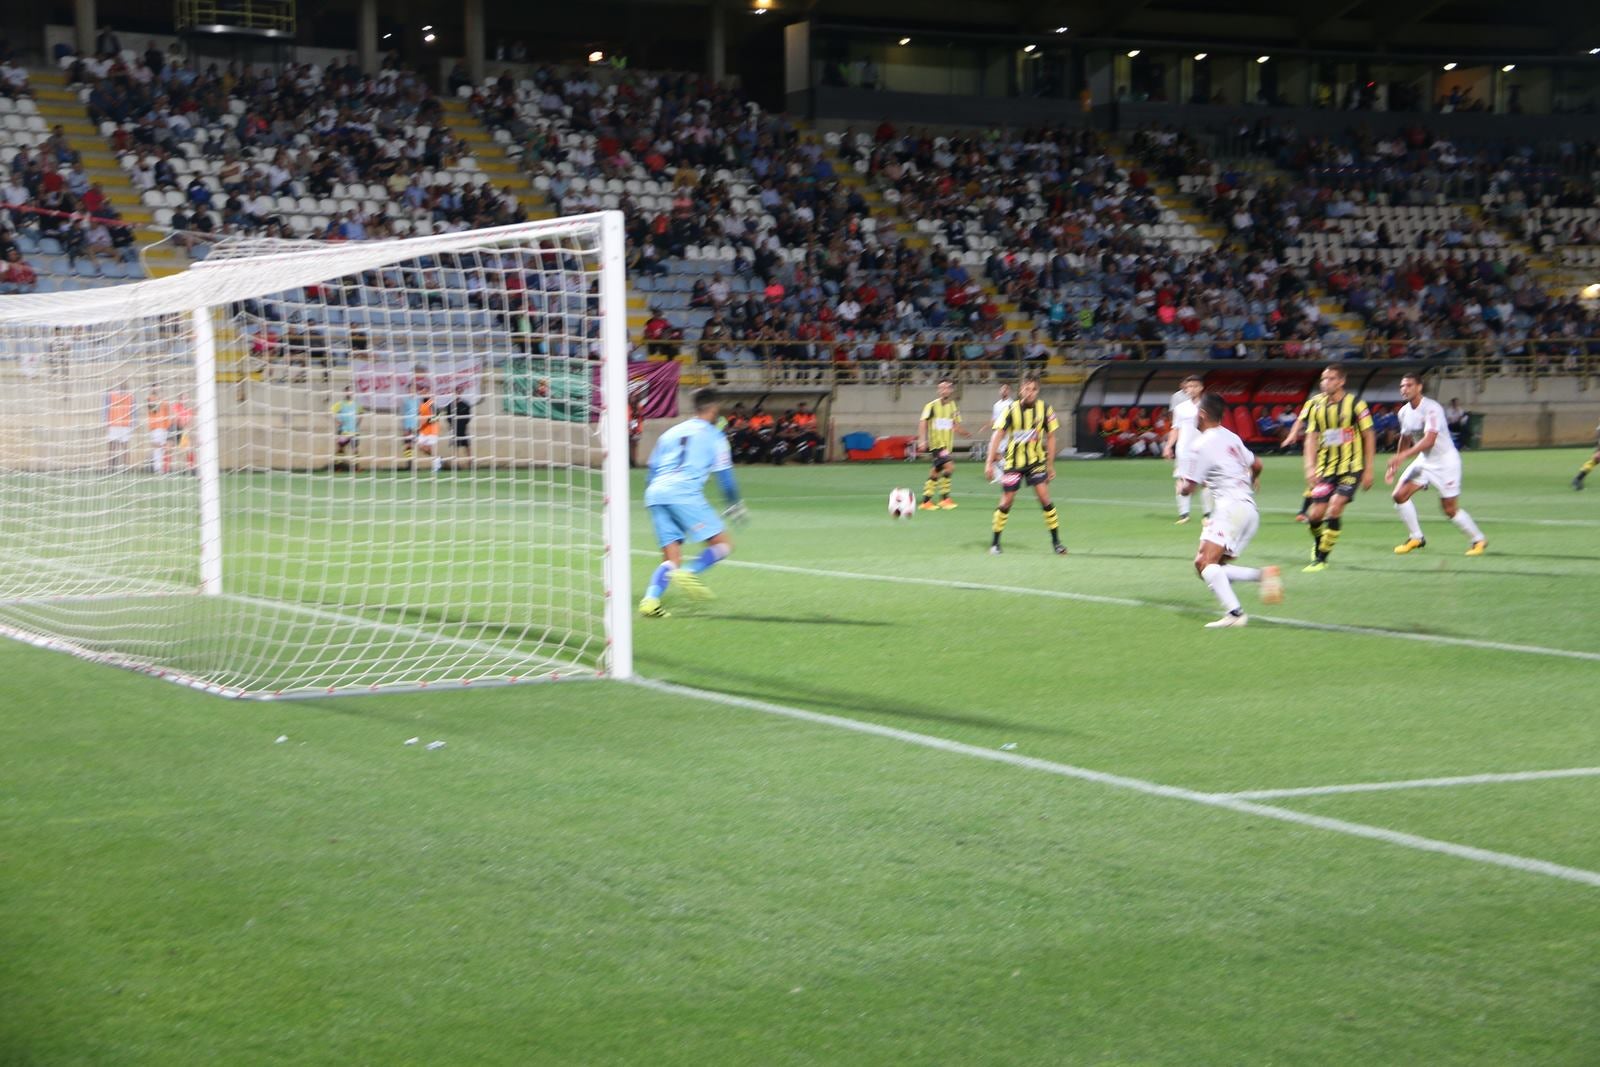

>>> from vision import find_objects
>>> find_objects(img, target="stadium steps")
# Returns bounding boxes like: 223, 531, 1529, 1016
1111, 143, 1227, 246
436, 98, 665, 336
27, 66, 174, 277
1132, 146, 1370, 337
811, 135, 1042, 341
438, 98, 555, 221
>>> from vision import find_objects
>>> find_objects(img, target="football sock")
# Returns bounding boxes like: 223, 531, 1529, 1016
431, 456, 442, 473
1308, 519, 1324, 552
1317, 517, 1342, 560
1297, 492, 1312, 517
922, 477, 936, 502
1451, 509, 1484, 542
1200, 563, 1242, 614
151, 446, 164, 473
992, 505, 1010, 547
1396, 499, 1423, 540
645, 561, 676, 601
1176, 490, 1191, 518
1042, 501, 1061, 545
1223, 565, 1261, 582
1581, 458, 1599, 477
938, 474, 952, 499
686, 542, 731, 575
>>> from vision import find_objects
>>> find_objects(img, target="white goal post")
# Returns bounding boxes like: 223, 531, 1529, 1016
0, 212, 634, 698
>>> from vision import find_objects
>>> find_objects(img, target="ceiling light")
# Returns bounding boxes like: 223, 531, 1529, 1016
751, 6, 768, 12
898, 37, 911, 46
588, 50, 604, 63
1023, 44, 1037, 53
1590, 48, 1600, 55
1193, 52, 1207, 61
422, 25, 433, 31
1127, 49, 1140, 58
381, 32, 392, 39
1054, 26, 1069, 33
1256, 55, 1270, 64
1502, 63, 1516, 72
1442, 62, 1457, 71
1582, 282, 1600, 299
422, 33, 436, 43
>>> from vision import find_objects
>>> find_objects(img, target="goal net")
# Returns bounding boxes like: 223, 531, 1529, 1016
0, 213, 633, 698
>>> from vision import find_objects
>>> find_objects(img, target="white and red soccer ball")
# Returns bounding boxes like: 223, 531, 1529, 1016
888, 488, 916, 519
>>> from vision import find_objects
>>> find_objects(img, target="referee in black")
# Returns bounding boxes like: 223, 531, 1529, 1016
446, 394, 473, 467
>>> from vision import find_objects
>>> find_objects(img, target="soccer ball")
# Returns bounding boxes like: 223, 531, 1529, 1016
888, 488, 916, 519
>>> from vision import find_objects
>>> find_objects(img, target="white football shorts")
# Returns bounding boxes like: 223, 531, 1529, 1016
1200, 499, 1260, 559
1400, 454, 1462, 497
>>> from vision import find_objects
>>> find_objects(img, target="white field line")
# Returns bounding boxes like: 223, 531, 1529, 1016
635, 678, 1600, 889
749, 490, 1600, 528
215, 592, 573, 676
8, 550, 573, 674
629, 549, 1600, 664
1220, 766, 1600, 800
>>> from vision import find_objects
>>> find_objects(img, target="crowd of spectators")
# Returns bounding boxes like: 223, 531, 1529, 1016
61, 39, 526, 246
9, 38, 1600, 367
1133, 124, 1600, 362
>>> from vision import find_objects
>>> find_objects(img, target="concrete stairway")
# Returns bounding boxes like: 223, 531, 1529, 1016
26, 67, 187, 278
438, 97, 654, 339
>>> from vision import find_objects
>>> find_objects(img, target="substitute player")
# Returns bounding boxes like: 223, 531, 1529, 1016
105, 381, 134, 471
1179, 392, 1283, 628
415, 390, 441, 473
985, 374, 1065, 556
171, 392, 196, 473
146, 390, 173, 473
1387, 373, 1487, 556
918, 378, 971, 510
639, 387, 747, 619
1301, 364, 1375, 572
1163, 373, 1209, 524
332, 387, 362, 470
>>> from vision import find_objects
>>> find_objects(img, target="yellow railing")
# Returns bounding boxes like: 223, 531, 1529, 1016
175, 0, 296, 35
628, 338, 1600, 389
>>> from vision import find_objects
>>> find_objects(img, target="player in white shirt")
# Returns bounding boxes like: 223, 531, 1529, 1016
1386, 373, 1487, 556
989, 382, 1011, 481
1163, 374, 1211, 524
1178, 393, 1283, 628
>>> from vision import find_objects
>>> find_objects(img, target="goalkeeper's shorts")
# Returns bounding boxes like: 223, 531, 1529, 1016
647, 497, 723, 548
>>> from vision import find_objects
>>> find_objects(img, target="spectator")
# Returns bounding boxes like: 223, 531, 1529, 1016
1, 248, 38, 293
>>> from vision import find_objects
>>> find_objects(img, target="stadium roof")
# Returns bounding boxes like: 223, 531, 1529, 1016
794, 0, 1598, 56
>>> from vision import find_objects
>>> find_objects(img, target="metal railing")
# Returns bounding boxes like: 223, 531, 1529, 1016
175, 0, 296, 37
624, 337, 1600, 390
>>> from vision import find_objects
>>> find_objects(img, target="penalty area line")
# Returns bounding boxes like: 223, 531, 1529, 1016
634, 677, 1600, 889
1220, 765, 1600, 800
628, 549, 1600, 665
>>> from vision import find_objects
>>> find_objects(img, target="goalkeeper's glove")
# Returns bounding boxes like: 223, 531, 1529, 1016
723, 501, 749, 525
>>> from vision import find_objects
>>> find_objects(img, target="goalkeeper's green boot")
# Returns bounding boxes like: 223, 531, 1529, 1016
670, 569, 714, 601
638, 597, 669, 618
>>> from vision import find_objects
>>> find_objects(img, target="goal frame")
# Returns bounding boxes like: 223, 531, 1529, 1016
0, 211, 634, 698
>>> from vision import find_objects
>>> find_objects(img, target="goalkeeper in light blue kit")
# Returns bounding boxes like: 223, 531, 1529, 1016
640, 387, 746, 618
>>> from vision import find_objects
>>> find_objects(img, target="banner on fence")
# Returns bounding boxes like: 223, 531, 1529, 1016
351, 356, 483, 412
503, 358, 680, 423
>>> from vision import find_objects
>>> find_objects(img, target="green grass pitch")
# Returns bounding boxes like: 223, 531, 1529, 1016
3, 449, 1598, 1064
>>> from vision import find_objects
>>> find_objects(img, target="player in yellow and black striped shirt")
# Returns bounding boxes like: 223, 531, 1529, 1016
984, 375, 1066, 555
919, 378, 970, 510
1301, 364, 1376, 572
